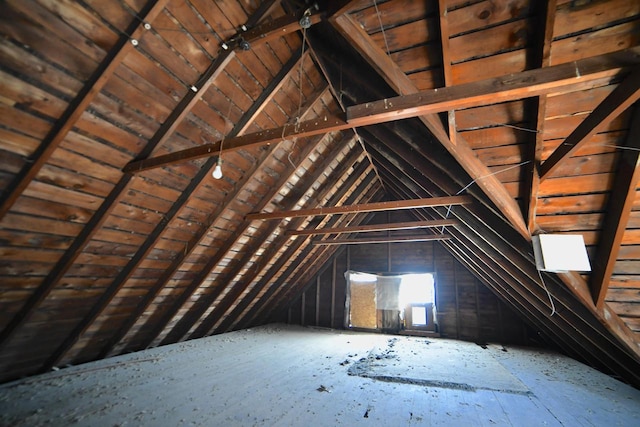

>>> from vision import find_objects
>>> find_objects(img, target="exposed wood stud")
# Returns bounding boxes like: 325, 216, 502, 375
287, 219, 458, 236
94, 59, 313, 360
437, 0, 457, 145
524, 0, 557, 233
540, 66, 640, 181
0, 0, 171, 221
590, 106, 640, 308
246, 196, 472, 221
315, 276, 321, 326
313, 235, 451, 245
192, 152, 370, 338
331, 257, 337, 328
32, 1, 282, 370
139, 119, 345, 350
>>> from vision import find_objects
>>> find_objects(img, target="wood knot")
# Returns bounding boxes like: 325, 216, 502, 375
478, 9, 491, 20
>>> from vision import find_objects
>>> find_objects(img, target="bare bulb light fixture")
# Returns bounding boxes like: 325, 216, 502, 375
212, 157, 223, 179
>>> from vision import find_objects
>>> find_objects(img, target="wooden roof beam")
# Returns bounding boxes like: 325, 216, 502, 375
333, 13, 523, 239
172, 150, 369, 343
123, 47, 640, 175
313, 234, 451, 245
437, 0, 457, 146
590, 106, 640, 308
287, 219, 458, 236
524, 0, 557, 233
246, 176, 381, 326
123, 115, 353, 173
246, 195, 472, 221
82, 53, 310, 361
221, 190, 383, 334
0, 0, 170, 221
11, 0, 277, 367
540, 66, 640, 181
189, 160, 377, 339
346, 48, 640, 127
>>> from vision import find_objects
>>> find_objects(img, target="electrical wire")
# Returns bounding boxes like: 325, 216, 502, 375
537, 269, 557, 316
287, 26, 308, 169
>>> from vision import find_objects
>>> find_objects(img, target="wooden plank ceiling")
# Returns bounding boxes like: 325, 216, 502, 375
0, 0, 639, 385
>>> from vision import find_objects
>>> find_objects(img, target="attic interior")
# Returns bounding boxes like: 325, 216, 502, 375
1, 0, 640, 421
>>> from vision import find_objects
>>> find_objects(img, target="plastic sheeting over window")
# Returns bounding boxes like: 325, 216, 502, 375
346, 271, 436, 319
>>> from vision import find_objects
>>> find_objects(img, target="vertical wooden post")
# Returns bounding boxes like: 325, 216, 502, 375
331, 257, 337, 328
475, 279, 482, 342
301, 291, 306, 326
497, 299, 505, 343
387, 211, 392, 272
452, 253, 460, 340
315, 276, 321, 326
344, 247, 352, 329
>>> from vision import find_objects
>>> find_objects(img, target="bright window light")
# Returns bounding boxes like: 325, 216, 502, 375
399, 273, 434, 307
411, 306, 427, 325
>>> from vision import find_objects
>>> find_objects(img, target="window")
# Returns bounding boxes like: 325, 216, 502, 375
346, 271, 437, 332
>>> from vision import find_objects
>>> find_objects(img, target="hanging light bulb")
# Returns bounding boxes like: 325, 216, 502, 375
212, 157, 223, 179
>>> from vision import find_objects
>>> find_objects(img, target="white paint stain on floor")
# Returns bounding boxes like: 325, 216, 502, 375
1, 324, 639, 426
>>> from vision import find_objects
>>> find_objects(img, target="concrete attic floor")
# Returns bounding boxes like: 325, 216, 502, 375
1, 324, 639, 426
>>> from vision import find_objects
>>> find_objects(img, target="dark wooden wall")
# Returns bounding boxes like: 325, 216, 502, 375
273, 214, 539, 345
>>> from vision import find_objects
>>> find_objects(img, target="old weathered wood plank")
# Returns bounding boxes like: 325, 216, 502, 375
0, 0, 170, 220
188, 148, 368, 339
347, 47, 640, 127
540, 67, 640, 180
246, 195, 472, 221
167, 136, 364, 342
287, 219, 458, 235
589, 107, 640, 308
100, 85, 330, 355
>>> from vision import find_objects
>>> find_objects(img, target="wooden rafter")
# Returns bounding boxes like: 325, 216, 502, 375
172, 149, 368, 343
10, 3, 279, 367
437, 0, 457, 145
590, 107, 640, 308
188, 158, 376, 339
239, 9, 323, 48
287, 219, 458, 236
73, 52, 308, 361
524, 0, 557, 233
245, 195, 472, 221
375, 140, 640, 370
141, 137, 361, 348
246, 174, 381, 327
0, 0, 171, 221
331, 13, 526, 239
346, 49, 640, 127
123, 47, 640, 175
125, 92, 336, 352
313, 234, 451, 245
539, 66, 640, 181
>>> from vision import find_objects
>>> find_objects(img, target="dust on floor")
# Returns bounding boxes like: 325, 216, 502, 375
1, 324, 639, 426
